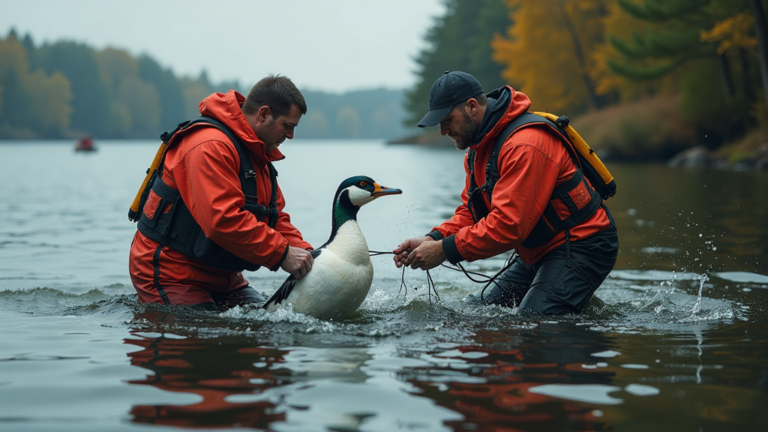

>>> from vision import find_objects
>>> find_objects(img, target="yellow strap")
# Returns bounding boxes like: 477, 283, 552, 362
532, 111, 614, 185
129, 141, 168, 214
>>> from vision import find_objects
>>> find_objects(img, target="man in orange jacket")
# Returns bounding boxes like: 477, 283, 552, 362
394, 71, 618, 316
129, 75, 314, 311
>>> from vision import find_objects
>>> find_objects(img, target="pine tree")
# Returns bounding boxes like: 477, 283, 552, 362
138, 55, 186, 129
404, 0, 512, 126
0, 37, 72, 137
608, 0, 763, 140
37, 41, 111, 136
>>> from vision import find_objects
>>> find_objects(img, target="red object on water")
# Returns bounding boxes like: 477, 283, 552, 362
75, 135, 95, 151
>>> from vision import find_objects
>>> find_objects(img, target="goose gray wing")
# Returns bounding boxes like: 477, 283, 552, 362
263, 249, 322, 309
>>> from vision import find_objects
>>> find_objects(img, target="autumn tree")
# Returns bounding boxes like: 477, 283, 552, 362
589, 0, 681, 102
608, 0, 765, 140
36, 41, 111, 136
137, 55, 186, 129
0, 35, 72, 137
492, 0, 611, 115
749, 0, 768, 106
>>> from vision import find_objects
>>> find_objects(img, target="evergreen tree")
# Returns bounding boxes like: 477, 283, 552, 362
0, 37, 72, 137
405, 0, 513, 126
179, 71, 214, 119
608, 0, 761, 141
37, 41, 111, 136
138, 55, 186, 129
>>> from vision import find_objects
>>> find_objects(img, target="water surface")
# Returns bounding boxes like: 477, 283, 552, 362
1, 140, 766, 431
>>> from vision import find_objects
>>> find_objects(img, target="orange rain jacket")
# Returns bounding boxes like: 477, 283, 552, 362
432, 86, 611, 265
129, 90, 312, 306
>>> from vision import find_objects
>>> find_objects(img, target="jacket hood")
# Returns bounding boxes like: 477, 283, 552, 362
198, 90, 285, 163
470, 86, 531, 150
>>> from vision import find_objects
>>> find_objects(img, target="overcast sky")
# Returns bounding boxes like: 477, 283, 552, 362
1, 0, 446, 93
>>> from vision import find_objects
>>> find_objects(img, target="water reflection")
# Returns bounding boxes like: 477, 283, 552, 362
116, 300, 767, 430
125, 327, 288, 428
607, 164, 768, 274
398, 324, 617, 430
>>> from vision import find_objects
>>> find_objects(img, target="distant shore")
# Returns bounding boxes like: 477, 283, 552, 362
387, 97, 768, 171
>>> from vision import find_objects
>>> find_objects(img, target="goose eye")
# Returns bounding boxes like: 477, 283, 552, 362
359, 181, 366, 187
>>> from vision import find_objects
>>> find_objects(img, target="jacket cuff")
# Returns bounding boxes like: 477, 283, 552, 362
442, 234, 464, 264
270, 244, 289, 272
426, 230, 444, 241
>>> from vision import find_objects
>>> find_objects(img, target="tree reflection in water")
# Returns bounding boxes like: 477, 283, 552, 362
125, 311, 288, 428
399, 324, 618, 431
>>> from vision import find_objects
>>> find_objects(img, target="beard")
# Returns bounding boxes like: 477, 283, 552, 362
450, 111, 480, 150
261, 117, 283, 151
266, 136, 285, 151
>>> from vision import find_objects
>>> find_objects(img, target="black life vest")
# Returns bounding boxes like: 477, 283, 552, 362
136, 116, 279, 272
465, 113, 603, 249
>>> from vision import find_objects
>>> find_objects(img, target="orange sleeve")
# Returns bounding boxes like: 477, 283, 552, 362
173, 140, 288, 269
273, 184, 313, 250
451, 139, 561, 262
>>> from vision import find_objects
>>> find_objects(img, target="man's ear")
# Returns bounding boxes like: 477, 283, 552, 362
257, 105, 272, 123
466, 98, 479, 115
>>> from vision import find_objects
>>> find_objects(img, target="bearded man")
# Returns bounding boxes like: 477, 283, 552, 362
393, 71, 619, 316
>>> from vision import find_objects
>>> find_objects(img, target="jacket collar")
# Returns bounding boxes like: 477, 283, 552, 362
469, 86, 532, 151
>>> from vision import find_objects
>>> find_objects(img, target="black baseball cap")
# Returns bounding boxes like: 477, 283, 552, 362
418, 71, 484, 127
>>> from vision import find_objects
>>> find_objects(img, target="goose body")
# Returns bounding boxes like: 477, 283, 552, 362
264, 176, 400, 320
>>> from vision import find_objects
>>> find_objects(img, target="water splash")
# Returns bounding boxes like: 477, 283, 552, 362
690, 274, 709, 316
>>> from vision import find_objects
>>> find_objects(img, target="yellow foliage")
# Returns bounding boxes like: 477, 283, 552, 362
117, 77, 160, 134
700, 13, 757, 54
25, 70, 73, 131
0, 38, 29, 78
181, 79, 211, 119
0, 38, 73, 133
492, 0, 608, 113
96, 48, 139, 93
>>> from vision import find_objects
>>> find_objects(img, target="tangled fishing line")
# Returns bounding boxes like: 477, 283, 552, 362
368, 250, 521, 304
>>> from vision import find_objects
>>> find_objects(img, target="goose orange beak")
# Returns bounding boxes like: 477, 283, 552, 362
372, 182, 402, 197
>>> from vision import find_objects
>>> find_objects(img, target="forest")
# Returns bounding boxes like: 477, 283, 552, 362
0, 30, 412, 140
406, 0, 768, 162
2, 0, 768, 164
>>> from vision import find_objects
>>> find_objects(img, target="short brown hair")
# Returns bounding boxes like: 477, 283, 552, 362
242, 74, 307, 118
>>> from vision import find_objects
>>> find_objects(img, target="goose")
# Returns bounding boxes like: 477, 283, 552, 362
263, 176, 402, 320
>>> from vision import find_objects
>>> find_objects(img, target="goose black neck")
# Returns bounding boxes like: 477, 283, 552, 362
329, 190, 359, 242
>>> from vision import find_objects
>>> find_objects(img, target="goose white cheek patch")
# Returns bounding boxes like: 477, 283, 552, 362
346, 186, 373, 206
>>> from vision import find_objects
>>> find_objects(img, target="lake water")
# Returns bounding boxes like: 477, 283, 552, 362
1, 140, 766, 431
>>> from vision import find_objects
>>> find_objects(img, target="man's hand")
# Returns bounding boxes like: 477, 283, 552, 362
402, 240, 446, 271
393, 236, 434, 268
281, 246, 314, 279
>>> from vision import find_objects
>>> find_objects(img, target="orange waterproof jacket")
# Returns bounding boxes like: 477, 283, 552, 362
130, 90, 312, 302
432, 87, 611, 265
